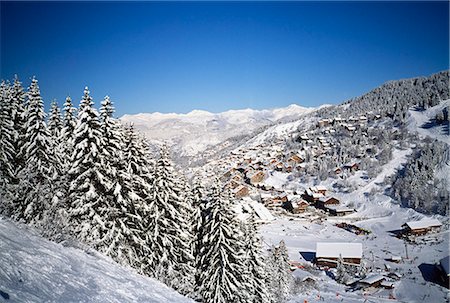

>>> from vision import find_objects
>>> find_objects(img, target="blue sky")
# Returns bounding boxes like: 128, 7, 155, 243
1, 1, 448, 116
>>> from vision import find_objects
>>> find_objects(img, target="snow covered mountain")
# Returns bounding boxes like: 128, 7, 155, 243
0, 217, 193, 303
120, 104, 314, 157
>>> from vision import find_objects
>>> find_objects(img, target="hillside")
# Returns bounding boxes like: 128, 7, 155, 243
0, 218, 193, 303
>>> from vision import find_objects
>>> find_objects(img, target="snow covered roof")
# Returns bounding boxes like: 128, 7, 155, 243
359, 274, 384, 285
403, 218, 442, 230
316, 242, 362, 259
292, 269, 316, 282
325, 206, 353, 212
234, 198, 275, 222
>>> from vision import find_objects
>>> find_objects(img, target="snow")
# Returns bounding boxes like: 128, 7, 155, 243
120, 104, 315, 157
358, 273, 384, 285
316, 242, 363, 259
0, 217, 193, 303
234, 198, 275, 222
407, 99, 450, 144
403, 218, 442, 230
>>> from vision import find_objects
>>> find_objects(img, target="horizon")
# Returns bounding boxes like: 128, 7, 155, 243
1, 1, 449, 116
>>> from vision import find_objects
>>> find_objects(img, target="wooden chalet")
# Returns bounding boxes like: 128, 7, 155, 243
343, 162, 359, 172
249, 171, 266, 185
220, 168, 236, 182
283, 199, 309, 214
288, 154, 304, 165
310, 185, 327, 196
316, 196, 340, 209
325, 205, 355, 216
334, 167, 342, 174
401, 218, 442, 236
233, 185, 249, 198
225, 179, 241, 190
303, 188, 324, 203
358, 274, 385, 288
315, 242, 362, 267
231, 174, 243, 182
273, 193, 288, 204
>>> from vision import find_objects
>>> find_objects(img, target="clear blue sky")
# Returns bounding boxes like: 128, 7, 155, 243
1, 1, 448, 116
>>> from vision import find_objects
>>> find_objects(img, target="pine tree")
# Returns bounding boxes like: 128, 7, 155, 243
268, 241, 293, 303
12, 78, 55, 224
146, 145, 194, 294
191, 176, 207, 297
9, 76, 27, 180
335, 254, 349, 284
0, 81, 15, 213
122, 124, 154, 272
48, 101, 63, 139
97, 96, 143, 267
195, 180, 248, 303
67, 87, 110, 247
243, 214, 271, 303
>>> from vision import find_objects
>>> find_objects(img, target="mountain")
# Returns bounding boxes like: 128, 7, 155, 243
120, 104, 314, 157
0, 217, 193, 303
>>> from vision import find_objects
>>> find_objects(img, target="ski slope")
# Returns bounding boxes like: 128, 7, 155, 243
0, 218, 193, 303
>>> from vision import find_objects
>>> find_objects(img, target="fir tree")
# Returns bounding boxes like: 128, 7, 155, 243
0, 81, 15, 213
146, 145, 194, 294
268, 240, 293, 303
335, 254, 350, 284
97, 96, 143, 267
13, 78, 55, 224
9, 76, 27, 180
48, 101, 63, 139
67, 87, 110, 247
195, 180, 248, 303
243, 214, 271, 303
122, 124, 154, 272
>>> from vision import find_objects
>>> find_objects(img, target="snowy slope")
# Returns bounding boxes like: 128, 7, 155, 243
120, 104, 314, 156
408, 99, 450, 144
0, 218, 193, 303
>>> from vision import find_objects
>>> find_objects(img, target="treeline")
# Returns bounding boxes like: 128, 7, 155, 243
317, 70, 449, 123
0, 77, 294, 302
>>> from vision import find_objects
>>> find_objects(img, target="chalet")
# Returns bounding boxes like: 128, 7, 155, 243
249, 171, 267, 185
220, 168, 236, 182
231, 174, 243, 182
233, 185, 249, 198
288, 154, 304, 165
283, 199, 309, 214
318, 119, 331, 127
275, 162, 285, 172
310, 185, 327, 196
325, 205, 355, 216
243, 156, 252, 164
273, 193, 288, 204
299, 134, 309, 141
343, 162, 359, 172
316, 197, 339, 209
315, 242, 363, 267
345, 124, 357, 132
303, 188, 324, 203
334, 167, 342, 174
358, 274, 385, 288
225, 179, 241, 190
401, 218, 442, 236
292, 268, 317, 283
